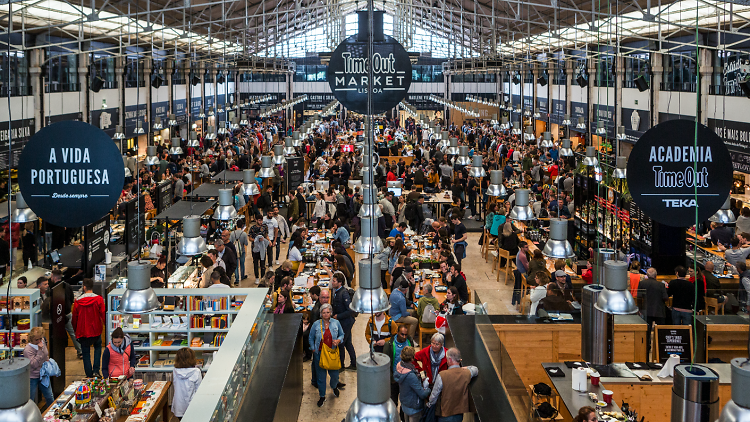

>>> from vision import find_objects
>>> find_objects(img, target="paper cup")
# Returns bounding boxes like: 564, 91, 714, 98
602, 389, 613, 404
591, 372, 600, 386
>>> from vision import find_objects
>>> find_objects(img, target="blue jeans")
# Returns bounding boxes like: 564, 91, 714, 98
438, 415, 463, 422
30, 378, 54, 410
311, 355, 318, 386
313, 352, 339, 398
236, 251, 246, 280
79, 336, 102, 377
672, 309, 693, 325
65, 313, 82, 355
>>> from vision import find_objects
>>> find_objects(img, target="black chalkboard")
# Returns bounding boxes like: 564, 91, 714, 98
125, 196, 145, 256
286, 157, 304, 194
83, 215, 110, 277
156, 181, 173, 213
655, 325, 693, 363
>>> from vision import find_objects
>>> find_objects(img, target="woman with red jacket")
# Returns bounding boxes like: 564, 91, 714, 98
413, 332, 448, 385
103, 327, 137, 379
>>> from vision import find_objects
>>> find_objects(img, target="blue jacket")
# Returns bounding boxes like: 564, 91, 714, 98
331, 286, 355, 324
389, 228, 405, 241
389, 289, 408, 321
393, 365, 431, 412
308, 318, 345, 352
333, 226, 350, 244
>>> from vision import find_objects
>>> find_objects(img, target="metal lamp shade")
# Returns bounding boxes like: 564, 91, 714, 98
11, 192, 38, 223
217, 122, 228, 135
594, 260, 639, 315
241, 170, 261, 196
144, 146, 160, 166
511, 122, 522, 135
559, 139, 574, 157
187, 131, 200, 147
540, 132, 554, 149
169, 137, 183, 155
119, 260, 160, 314
229, 118, 239, 130
292, 131, 303, 147
177, 216, 208, 256
135, 121, 145, 134
616, 126, 627, 140
204, 127, 217, 141
576, 117, 586, 129
258, 156, 275, 178
240, 114, 249, 126
709, 197, 736, 224
717, 359, 750, 422
345, 353, 398, 422
582, 146, 599, 167
272, 145, 286, 165
612, 156, 627, 179
214, 189, 238, 221
562, 114, 572, 126
469, 155, 486, 178
542, 219, 575, 259
509, 189, 536, 221
350, 259, 390, 314
595, 121, 607, 135
113, 125, 125, 139
500, 117, 510, 130
455, 146, 471, 166
445, 138, 460, 155
283, 137, 296, 155
353, 218, 383, 254
168, 114, 177, 126
152, 117, 163, 131
487, 170, 507, 197
359, 187, 383, 218
523, 126, 535, 142
0, 358, 44, 422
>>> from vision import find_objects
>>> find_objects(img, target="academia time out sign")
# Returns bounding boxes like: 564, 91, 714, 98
327, 35, 412, 115
627, 119, 732, 227
18, 121, 125, 228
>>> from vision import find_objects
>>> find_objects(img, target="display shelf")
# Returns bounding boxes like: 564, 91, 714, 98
0, 288, 41, 352
107, 288, 255, 372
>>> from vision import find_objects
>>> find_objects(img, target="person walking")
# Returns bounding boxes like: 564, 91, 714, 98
24, 327, 54, 410
331, 272, 357, 370
426, 348, 479, 422
394, 346, 432, 422
72, 278, 105, 377
309, 303, 345, 407
384, 324, 416, 421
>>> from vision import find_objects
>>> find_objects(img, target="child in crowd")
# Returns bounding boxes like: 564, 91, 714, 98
172, 347, 203, 420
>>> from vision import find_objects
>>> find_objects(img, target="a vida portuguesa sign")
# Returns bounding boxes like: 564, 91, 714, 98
626, 119, 733, 227
17, 121, 125, 228
327, 11, 412, 114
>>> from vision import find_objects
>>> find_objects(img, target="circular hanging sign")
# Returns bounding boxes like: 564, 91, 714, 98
327, 34, 412, 114
626, 119, 732, 227
18, 121, 125, 228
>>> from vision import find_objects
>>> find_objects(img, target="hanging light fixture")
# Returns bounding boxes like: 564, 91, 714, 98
229, 117, 240, 130
500, 116, 510, 130
511, 120, 522, 135
272, 144, 286, 165
144, 145, 160, 166
198, 108, 206, 119
616, 126, 626, 140
187, 131, 200, 147
350, 258, 390, 313
135, 121, 145, 134
562, 114, 572, 126
438, 131, 449, 149
11, 192, 38, 223
455, 146, 471, 166
344, 352, 397, 422
291, 131, 303, 147
509, 188, 536, 221
582, 146, 599, 167
359, 186, 383, 219
233, 170, 257, 199
469, 155, 486, 178
169, 137, 183, 155
523, 107, 531, 117
214, 189, 239, 221
487, 170, 507, 198
205, 126, 217, 141
523, 126, 535, 142
118, 260, 160, 313
559, 139, 574, 157
533, 109, 541, 119
575, 117, 586, 130
717, 359, 750, 422
353, 217, 384, 254
113, 125, 125, 140
283, 137, 296, 155
258, 156, 275, 178
542, 218, 575, 259
595, 121, 606, 135
152, 117, 163, 131
208, 106, 215, 117
540, 132, 554, 149
445, 138, 460, 155
240, 113, 249, 126
0, 359, 44, 422
594, 260, 638, 315
168, 114, 177, 126
709, 197, 737, 224
217, 120, 228, 135
612, 156, 627, 179
177, 215, 208, 256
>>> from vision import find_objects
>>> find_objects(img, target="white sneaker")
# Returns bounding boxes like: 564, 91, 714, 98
254, 278, 260, 285
275, 260, 280, 265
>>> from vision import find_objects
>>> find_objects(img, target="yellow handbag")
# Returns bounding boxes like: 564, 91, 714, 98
318, 320, 342, 371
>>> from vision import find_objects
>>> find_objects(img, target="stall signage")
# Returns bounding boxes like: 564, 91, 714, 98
216, 94, 226, 114
626, 119, 733, 227
707, 118, 750, 175
571, 101, 588, 119
722, 55, 750, 96
537, 98, 549, 117
205, 95, 215, 113
286, 157, 304, 194
17, 121, 125, 228
84, 215, 110, 277
156, 180, 173, 214
190, 97, 202, 118
549, 100, 567, 125
125, 196, 145, 256
327, 33, 412, 114
655, 326, 692, 363
91, 108, 119, 138
593, 104, 615, 138
621, 108, 650, 144
0, 118, 35, 171
124, 104, 147, 137
173, 99, 187, 125
151, 101, 169, 127
295, 93, 337, 111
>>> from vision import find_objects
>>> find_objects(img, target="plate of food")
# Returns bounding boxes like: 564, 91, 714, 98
434, 285, 448, 292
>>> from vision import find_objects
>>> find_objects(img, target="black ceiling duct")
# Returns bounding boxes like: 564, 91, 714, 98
576, 74, 587, 88
512, 73, 521, 85
151, 74, 163, 89
357, 10, 384, 41
90, 76, 104, 92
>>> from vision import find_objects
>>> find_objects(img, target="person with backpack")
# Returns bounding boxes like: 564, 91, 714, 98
393, 346, 432, 422
384, 324, 416, 421
417, 284, 441, 330
364, 311, 398, 353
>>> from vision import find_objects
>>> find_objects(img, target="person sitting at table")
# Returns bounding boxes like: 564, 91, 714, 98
574, 406, 597, 422
274, 261, 296, 289
529, 271, 551, 315
273, 290, 294, 314
537, 284, 573, 315
446, 262, 469, 303
272, 276, 294, 308
528, 250, 550, 281
416, 284, 441, 329
390, 256, 407, 288
365, 311, 398, 353
390, 222, 408, 241
331, 220, 350, 245
440, 286, 464, 315
389, 238, 406, 273
287, 241, 304, 272
553, 270, 575, 302
390, 278, 418, 338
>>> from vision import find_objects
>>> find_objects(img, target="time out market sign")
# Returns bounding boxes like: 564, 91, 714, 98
17, 121, 125, 228
327, 35, 412, 114
626, 119, 732, 227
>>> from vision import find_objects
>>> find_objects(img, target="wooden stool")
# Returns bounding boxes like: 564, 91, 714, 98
481, 228, 490, 260
413, 184, 424, 192
418, 325, 438, 348
705, 297, 724, 315
520, 295, 531, 315
495, 248, 515, 284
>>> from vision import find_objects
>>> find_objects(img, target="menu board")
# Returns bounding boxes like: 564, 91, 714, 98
156, 181, 173, 214
125, 196, 145, 256
84, 215, 110, 277
286, 157, 304, 194
655, 325, 693, 363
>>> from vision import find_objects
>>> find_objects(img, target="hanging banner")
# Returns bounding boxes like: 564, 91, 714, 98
549, 100, 567, 126
722, 55, 750, 96
17, 121, 126, 228
0, 118, 35, 171
151, 101, 169, 128
327, 11, 412, 114
173, 99, 187, 125
537, 98, 549, 118
83, 215, 110, 277
124, 105, 147, 137
286, 157, 304, 194
621, 108, 650, 144
626, 119, 733, 227
156, 180, 173, 214
91, 108, 119, 138
708, 118, 750, 174
593, 104, 616, 138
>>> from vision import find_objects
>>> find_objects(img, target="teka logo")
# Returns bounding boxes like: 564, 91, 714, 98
663, 199, 698, 208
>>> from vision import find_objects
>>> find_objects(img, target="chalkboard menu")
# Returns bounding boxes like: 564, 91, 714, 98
156, 181, 173, 214
655, 326, 693, 363
286, 157, 304, 194
83, 215, 110, 277
125, 196, 146, 256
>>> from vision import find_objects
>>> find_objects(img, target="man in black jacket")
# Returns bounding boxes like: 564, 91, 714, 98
295, 186, 307, 220
256, 186, 274, 217
217, 233, 238, 285
331, 272, 356, 370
